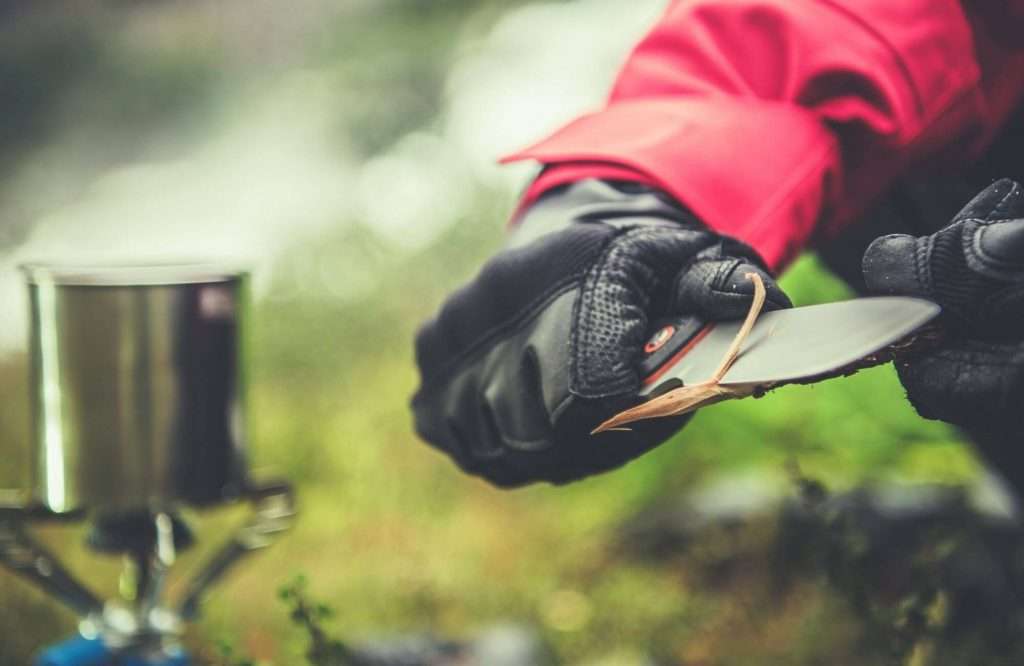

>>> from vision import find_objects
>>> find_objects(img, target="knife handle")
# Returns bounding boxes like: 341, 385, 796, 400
638, 315, 711, 387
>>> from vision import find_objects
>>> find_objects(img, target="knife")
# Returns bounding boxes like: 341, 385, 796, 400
638, 297, 941, 399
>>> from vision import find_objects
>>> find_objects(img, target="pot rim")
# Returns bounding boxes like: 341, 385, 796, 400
20, 262, 248, 287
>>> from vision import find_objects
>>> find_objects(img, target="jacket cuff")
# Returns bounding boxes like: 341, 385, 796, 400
501, 97, 840, 272
510, 162, 658, 224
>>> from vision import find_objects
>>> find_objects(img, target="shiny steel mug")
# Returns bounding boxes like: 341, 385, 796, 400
21, 265, 250, 513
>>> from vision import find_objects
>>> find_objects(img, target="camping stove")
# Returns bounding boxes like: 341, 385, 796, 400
0, 265, 294, 665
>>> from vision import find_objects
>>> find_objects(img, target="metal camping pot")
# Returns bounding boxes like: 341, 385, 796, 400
21, 265, 250, 513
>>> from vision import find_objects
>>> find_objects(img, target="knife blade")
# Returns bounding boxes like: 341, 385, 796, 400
639, 297, 941, 398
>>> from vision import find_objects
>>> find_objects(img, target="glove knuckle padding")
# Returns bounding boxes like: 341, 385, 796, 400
571, 224, 712, 399
972, 218, 1024, 275
673, 255, 734, 316
862, 234, 931, 298
673, 246, 792, 320
953, 178, 1022, 223
864, 180, 1024, 337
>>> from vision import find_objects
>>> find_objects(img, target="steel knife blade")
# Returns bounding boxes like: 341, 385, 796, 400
639, 297, 941, 397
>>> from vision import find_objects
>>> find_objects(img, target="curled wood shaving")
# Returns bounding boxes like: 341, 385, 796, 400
591, 272, 767, 434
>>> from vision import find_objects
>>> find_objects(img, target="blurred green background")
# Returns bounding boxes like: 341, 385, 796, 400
0, 1, 996, 664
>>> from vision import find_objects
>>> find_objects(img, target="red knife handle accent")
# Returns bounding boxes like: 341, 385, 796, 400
639, 315, 711, 387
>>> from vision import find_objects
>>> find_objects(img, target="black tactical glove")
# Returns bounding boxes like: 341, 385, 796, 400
412, 179, 791, 487
862, 178, 1024, 438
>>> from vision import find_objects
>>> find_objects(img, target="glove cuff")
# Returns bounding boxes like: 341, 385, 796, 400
508, 178, 701, 250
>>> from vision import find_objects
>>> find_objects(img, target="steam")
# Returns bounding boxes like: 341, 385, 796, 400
0, 0, 663, 349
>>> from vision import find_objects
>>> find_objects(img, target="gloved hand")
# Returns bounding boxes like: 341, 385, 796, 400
862, 178, 1024, 437
412, 179, 791, 487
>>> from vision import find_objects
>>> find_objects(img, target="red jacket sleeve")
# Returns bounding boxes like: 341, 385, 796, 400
501, 0, 1024, 271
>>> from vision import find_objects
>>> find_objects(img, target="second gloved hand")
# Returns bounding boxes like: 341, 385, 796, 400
412, 179, 790, 487
863, 178, 1024, 438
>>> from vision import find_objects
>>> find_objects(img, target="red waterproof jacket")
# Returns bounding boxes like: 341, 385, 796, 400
501, 0, 1024, 272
